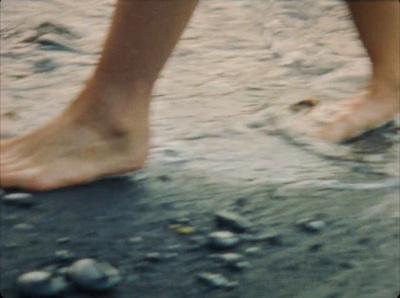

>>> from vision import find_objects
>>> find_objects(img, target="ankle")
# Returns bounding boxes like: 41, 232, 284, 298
371, 67, 400, 93
66, 74, 152, 136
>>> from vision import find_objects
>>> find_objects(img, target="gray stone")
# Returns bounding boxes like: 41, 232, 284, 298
56, 237, 71, 244
164, 253, 179, 260
68, 259, 121, 291
174, 217, 190, 224
55, 250, 75, 262
208, 231, 240, 249
254, 232, 284, 246
17, 271, 68, 297
2, 193, 35, 208
127, 237, 143, 244
168, 244, 181, 250
215, 210, 251, 232
146, 252, 162, 262
3, 214, 18, 221
245, 246, 261, 254
298, 219, 326, 233
14, 223, 35, 231
229, 261, 251, 270
210, 253, 242, 263
197, 272, 230, 288
4, 242, 19, 249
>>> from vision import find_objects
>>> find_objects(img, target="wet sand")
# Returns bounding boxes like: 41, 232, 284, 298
1, 0, 399, 297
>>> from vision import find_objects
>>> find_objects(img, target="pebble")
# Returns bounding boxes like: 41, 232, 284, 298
55, 250, 75, 262
68, 259, 121, 291
163, 252, 179, 260
127, 236, 143, 244
2, 193, 35, 208
208, 231, 240, 249
4, 242, 19, 249
215, 210, 251, 232
169, 223, 195, 234
14, 223, 35, 231
146, 252, 162, 262
254, 232, 284, 246
245, 246, 261, 255
298, 219, 326, 233
3, 214, 19, 222
17, 271, 68, 297
56, 237, 71, 244
168, 244, 181, 250
212, 253, 242, 263
197, 272, 230, 288
210, 253, 249, 270
229, 261, 251, 270
170, 216, 191, 225
290, 98, 320, 112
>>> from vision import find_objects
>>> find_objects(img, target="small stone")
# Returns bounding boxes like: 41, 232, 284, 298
226, 281, 239, 289
254, 233, 283, 246
229, 261, 251, 270
14, 223, 35, 231
55, 250, 75, 262
168, 244, 181, 250
175, 226, 195, 235
146, 252, 161, 262
208, 231, 240, 249
56, 237, 71, 244
4, 242, 19, 249
298, 219, 326, 233
68, 259, 121, 291
127, 237, 142, 244
215, 210, 251, 232
2, 193, 35, 208
3, 214, 18, 221
210, 253, 242, 263
245, 247, 261, 255
290, 98, 320, 112
163, 253, 179, 260
197, 272, 229, 288
17, 271, 68, 297
174, 217, 190, 224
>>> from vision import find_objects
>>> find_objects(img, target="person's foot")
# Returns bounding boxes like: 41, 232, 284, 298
315, 78, 399, 142
0, 74, 151, 191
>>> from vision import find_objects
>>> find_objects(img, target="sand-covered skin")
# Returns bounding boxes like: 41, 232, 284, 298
1, 0, 399, 297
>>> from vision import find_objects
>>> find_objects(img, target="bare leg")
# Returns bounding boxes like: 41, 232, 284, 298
0, 0, 199, 190
317, 0, 399, 142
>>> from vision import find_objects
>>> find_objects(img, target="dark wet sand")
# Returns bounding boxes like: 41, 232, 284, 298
1, 0, 399, 297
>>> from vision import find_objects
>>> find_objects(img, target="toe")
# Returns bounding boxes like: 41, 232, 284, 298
0, 167, 44, 190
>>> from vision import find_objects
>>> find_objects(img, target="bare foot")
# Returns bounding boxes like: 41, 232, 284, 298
0, 77, 151, 191
315, 80, 399, 142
